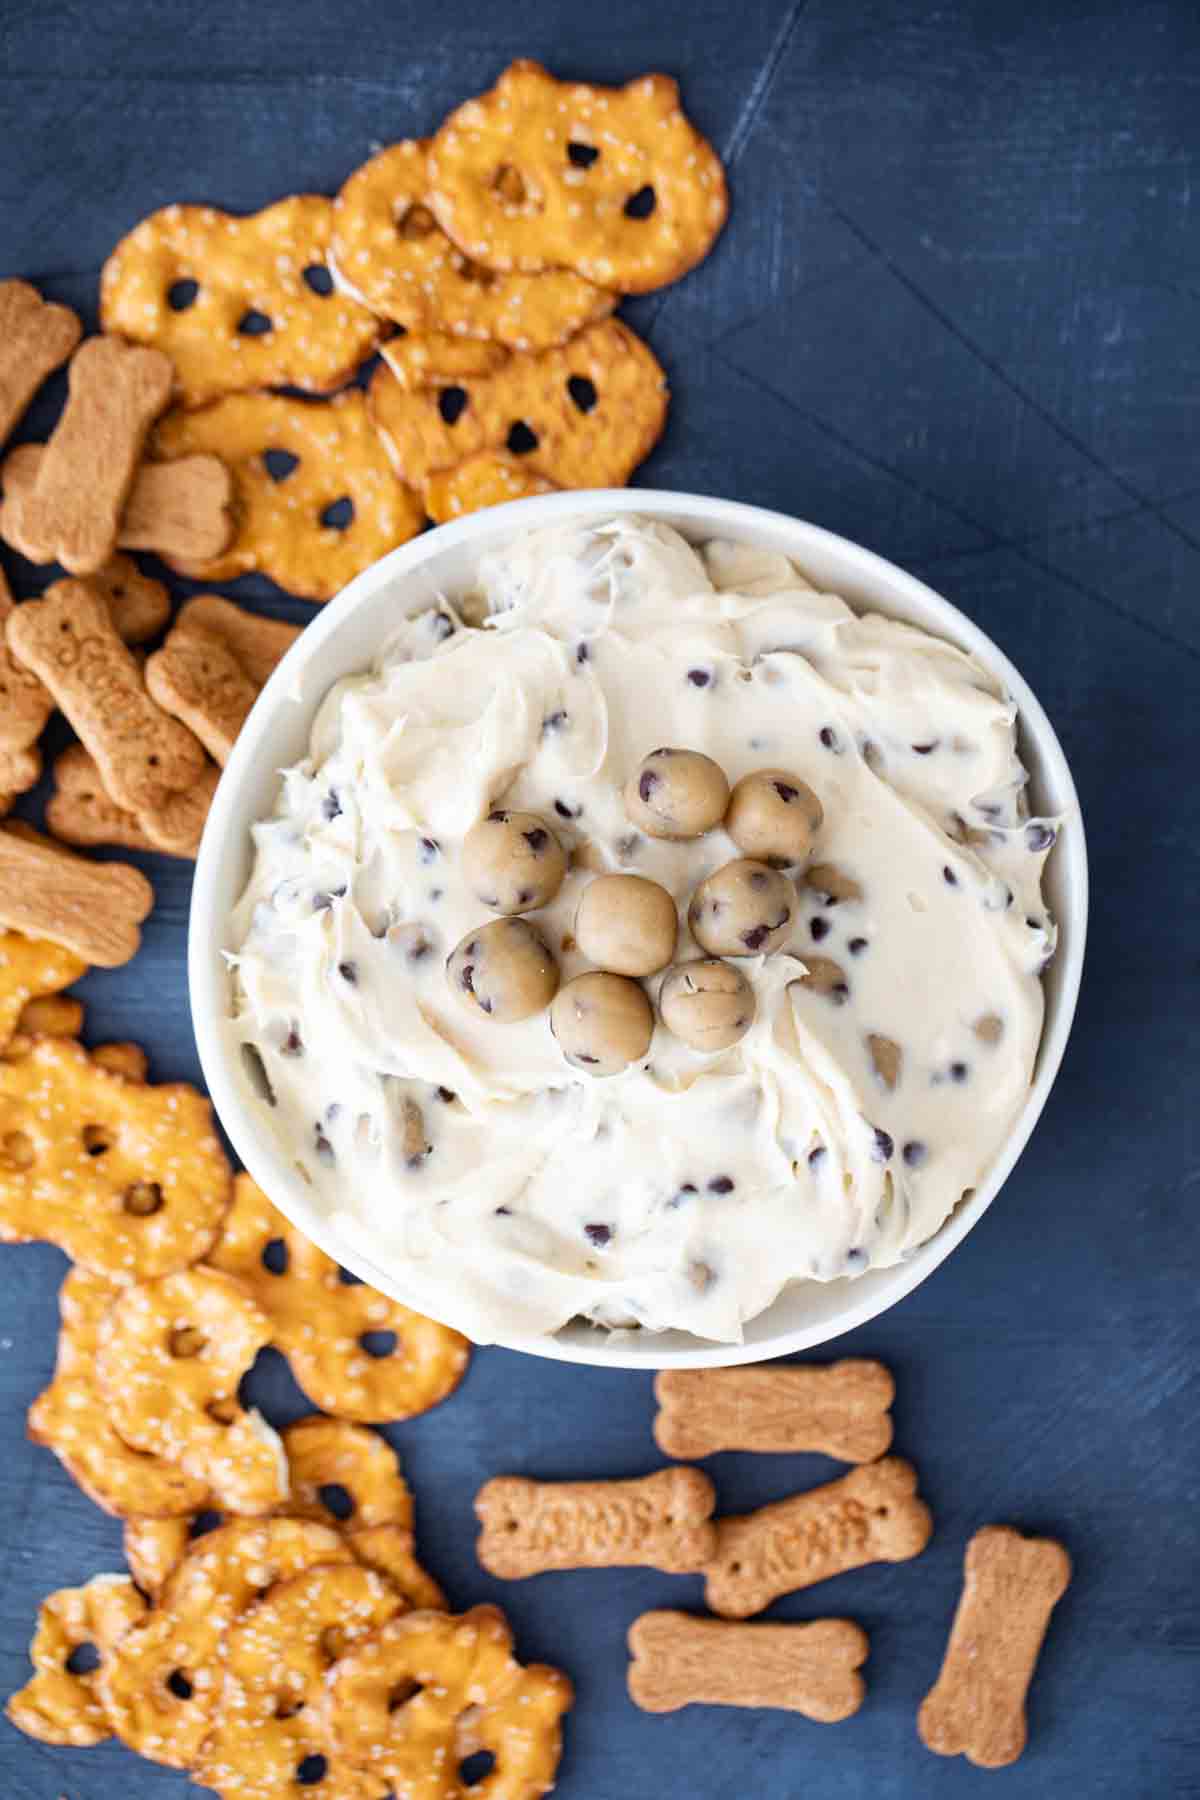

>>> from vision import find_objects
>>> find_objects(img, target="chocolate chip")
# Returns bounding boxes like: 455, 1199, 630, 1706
418, 837, 440, 863
686, 668, 711, 688
314, 1126, 335, 1164
523, 827, 549, 853
810, 916, 831, 942
772, 780, 800, 803
337, 961, 358, 984
903, 1140, 928, 1167
495, 1205, 512, 1216
687, 1259, 715, 1293
321, 790, 342, 820
848, 936, 868, 955
584, 1222, 612, 1246
542, 710, 567, 734
819, 727, 840, 751
808, 1146, 827, 1169
943, 865, 958, 886
281, 1028, 303, 1057
487, 809, 509, 823
741, 924, 770, 951
950, 1061, 969, 1082
616, 833, 640, 860
436, 1086, 456, 1103
1025, 823, 1056, 853
912, 741, 938, 755
575, 641, 590, 664
844, 1247, 868, 1272
871, 1128, 894, 1163
708, 1175, 735, 1195
554, 798, 581, 819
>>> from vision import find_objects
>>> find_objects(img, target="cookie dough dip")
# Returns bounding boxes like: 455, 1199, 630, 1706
229, 518, 1058, 1344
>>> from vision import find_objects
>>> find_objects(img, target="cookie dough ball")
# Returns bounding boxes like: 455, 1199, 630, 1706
660, 958, 757, 1052
575, 874, 678, 977
550, 971, 654, 1076
446, 918, 559, 1022
725, 769, 823, 867
624, 747, 730, 840
689, 859, 794, 957
461, 810, 566, 915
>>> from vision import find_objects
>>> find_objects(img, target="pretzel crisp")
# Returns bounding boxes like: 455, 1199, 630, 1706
102, 197, 384, 407
476, 1466, 717, 1578
154, 389, 425, 601
348, 1523, 446, 1613
428, 61, 728, 292
2, 440, 234, 565
919, 1526, 1072, 1768
281, 1415, 414, 1533
207, 1172, 470, 1423
97, 1267, 288, 1515
384, 329, 510, 390
0, 1036, 231, 1278
99, 1516, 352, 1767
653, 1361, 895, 1463
0, 822, 154, 965
0, 929, 86, 1050
5, 1575, 147, 1746
0, 280, 81, 447
370, 316, 667, 491
424, 449, 558, 523
628, 1611, 869, 1721
0, 336, 173, 573
333, 136, 615, 348
28, 1265, 211, 1518
321, 1604, 573, 1800
195, 1563, 406, 1800
705, 1457, 934, 1619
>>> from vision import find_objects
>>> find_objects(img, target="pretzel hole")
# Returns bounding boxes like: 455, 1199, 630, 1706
317, 1482, 354, 1522
238, 309, 273, 336
124, 1180, 164, 1216
167, 279, 199, 311
388, 1681, 420, 1712
398, 203, 437, 241
460, 1751, 496, 1787
207, 1397, 239, 1425
1, 1129, 34, 1171
170, 1325, 207, 1358
189, 1509, 224, 1540
567, 375, 597, 413
264, 448, 300, 484
567, 142, 598, 168
338, 1265, 365, 1286
493, 164, 527, 205
320, 1624, 349, 1662
261, 1237, 289, 1275
624, 185, 656, 219
438, 386, 468, 426
274, 1694, 303, 1720
320, 497, 355, 531
296, 1755, 328, 1786
65, 1641, 101, 1676
360, 1329, 397, 1359
167, 1669, 194, 1700
506, 421, 538, 455
303, 264, 333, 296
456, 256, 496, 288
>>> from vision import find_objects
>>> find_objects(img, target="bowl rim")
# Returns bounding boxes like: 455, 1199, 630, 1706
189, 487, 1088, 1370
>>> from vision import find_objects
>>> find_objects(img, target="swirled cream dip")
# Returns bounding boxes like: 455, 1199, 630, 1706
230, 518, 1057, 1343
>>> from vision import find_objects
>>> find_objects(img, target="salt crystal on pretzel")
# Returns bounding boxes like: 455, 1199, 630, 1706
0, 337, 173, 573
424, 448, 558, 522
0, 280, 81, 448
101, 196, 383, 407
628, 1611, 869, 1721
5, 1575, 147, 1746
428, 61, 728, 292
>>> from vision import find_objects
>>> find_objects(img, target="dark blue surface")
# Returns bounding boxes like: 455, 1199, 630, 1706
1, 3, 1198, 1796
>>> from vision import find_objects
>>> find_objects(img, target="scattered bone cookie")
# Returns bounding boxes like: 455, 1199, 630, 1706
333, 136, 615, 345
0, 280, 81, 447
96, 1267, 287, 1514
46, 743, 168, 856
145, 624, 258, 765
628, 1611, 869, 1721
28, 1265, 211, 1517
99, 1517, 352, 1768
705, 1458, 933, 1618
424, 447, 558, 522
206, 1172, 470, 1422
154, 389, 425, 600
102, 197, 383, 406
193, 1562, 405, 1800
320, 1604, 573, 1799
5, 1575, 147, 1746
0, 823, 154, 965
371, 316, 667, 491
0, 571, 54, 755
6, 576, 207, 812
90, 552, 173, 643
0, 1036, 231, 1277
3, 441, 234, 564
0, 336, 173, 573
918, 1525, 1072, 1768
654, 1361, 895, 1463
476, 1466, 717, 1578
0, 929, 87, 1051
138, 761, 221, 857
428, 61, 728, 291
174, 593, 301, 688
280, 1415, 414, 1533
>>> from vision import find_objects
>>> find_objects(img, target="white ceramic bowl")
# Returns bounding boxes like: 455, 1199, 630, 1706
190, 490, 1087, 1370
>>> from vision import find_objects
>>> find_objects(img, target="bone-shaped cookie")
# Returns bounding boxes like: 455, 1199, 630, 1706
704, 1457, 933, 1618
475, 1467, 716, 1578
627, 1611, 868, 1721
2, 443, 233, 564
918, 1526, 1071, 1768
145, 627, 258, 766
0, 822, 153, 967
0, 565, 54, 757
173, 595, 301, 690
46, 744, 218, 861
0, 281, 81, 448
654, 1361, 894, 1463
6, 578, 206, 813
1, 338, 173, 574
